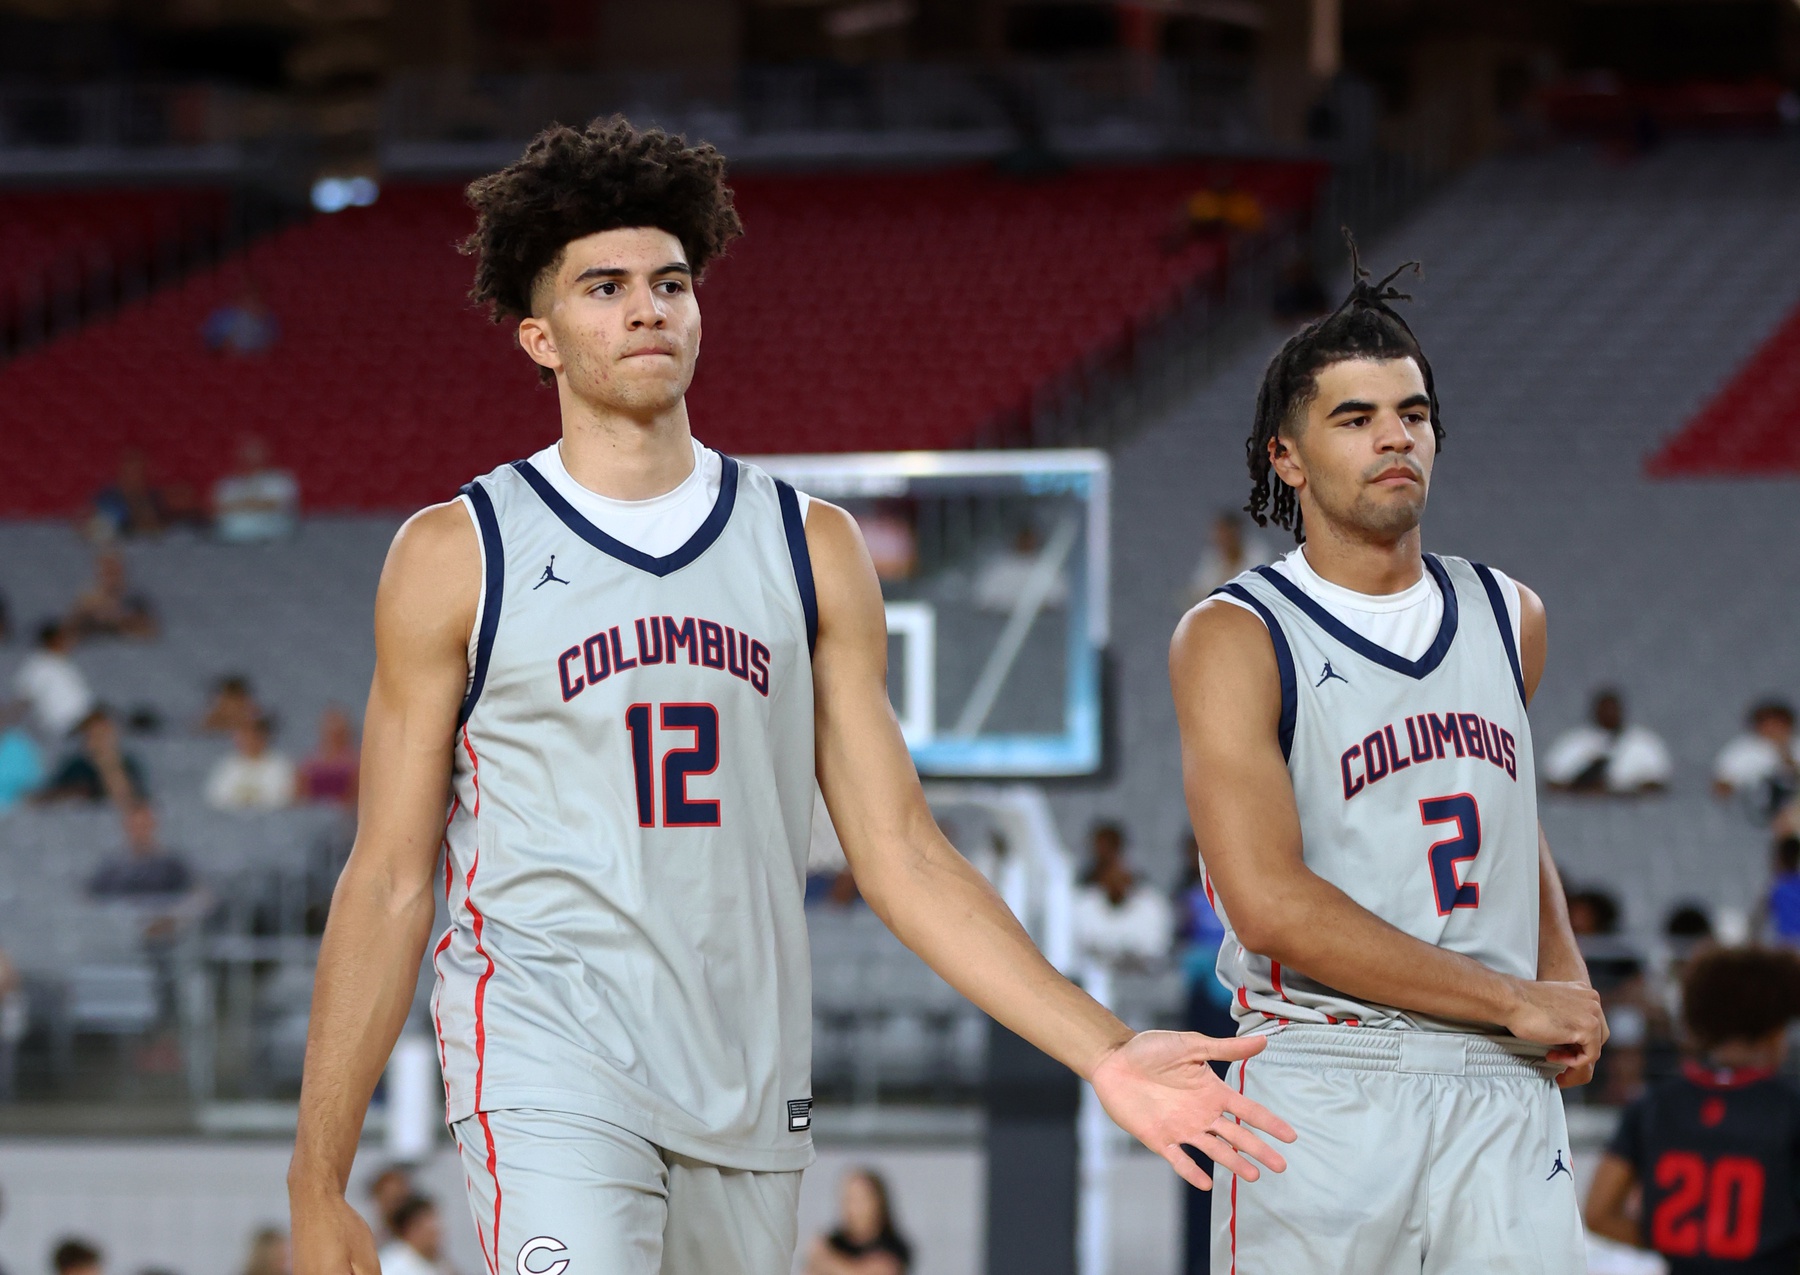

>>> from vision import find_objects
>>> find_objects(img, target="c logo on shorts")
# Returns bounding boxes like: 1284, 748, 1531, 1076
517, 1237, 569, 1275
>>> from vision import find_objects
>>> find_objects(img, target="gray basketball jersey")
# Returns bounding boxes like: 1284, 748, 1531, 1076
432, 452, 818, 1172
1210, 554, 1540, 1036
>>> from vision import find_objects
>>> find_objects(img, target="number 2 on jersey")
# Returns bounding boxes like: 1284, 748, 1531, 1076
1421, 793, 1480, 915
625, 703, 721, 828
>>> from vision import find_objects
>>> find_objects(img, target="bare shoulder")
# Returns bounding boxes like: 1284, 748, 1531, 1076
1509, 576, 1547, 700
800, 497, 866, 567
1171, 594, 1278, 678
375, 500, 480, 648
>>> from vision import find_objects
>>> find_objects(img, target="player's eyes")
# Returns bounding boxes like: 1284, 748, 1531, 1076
658, 280, 685, 294
594, 282, 619, 296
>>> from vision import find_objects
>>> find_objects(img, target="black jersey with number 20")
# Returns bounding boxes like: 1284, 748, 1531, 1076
1610, 1063, 1800, 1274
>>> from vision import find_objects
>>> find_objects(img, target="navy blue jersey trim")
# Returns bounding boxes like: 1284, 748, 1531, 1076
775, 479, 818, 656
511, 453, 739, 578
1218, 584, 1296, 761
458, 481, 505, 727
1252, 554, 1459, 681
1472, 563, 1526, 705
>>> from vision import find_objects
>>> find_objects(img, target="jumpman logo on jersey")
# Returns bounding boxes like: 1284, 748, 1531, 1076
534, 556, 570, 590
1546, 1149, 1571, 1181
1315, 660, 1349, 688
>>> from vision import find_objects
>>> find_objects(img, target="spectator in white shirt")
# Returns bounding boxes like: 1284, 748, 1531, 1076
212, 435, 300, 544
1072, 823, 1174, 969
11, 621, 94, 740
205, 716, 297, 812
1544, 689, 1672, 795
378, 1196, 452, 1275
1185, 509, 1276, 607
1714, 699, 1799, 823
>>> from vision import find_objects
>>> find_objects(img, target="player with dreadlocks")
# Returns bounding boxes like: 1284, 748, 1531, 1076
1169, 242, 1607, 1272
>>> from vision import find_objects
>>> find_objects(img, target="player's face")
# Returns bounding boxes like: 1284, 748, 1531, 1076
1274, 356, 1435, 542
519, 226, 701, 419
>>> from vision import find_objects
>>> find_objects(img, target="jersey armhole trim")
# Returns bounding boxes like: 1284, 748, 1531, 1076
459, 481, 505, 727
1471, 563, 1526, 706
775, 479, 818, 656
1217, 584, 1296, 761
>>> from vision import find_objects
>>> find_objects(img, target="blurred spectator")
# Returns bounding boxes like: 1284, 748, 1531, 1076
206, 717, 296, 812
0, 946, 22, 1102
1543, 689, 1671, 794
213, 436, 299, 544
378, 1196, 449, 1275
0, 724, 45, 812
1174, 833, 1233, 1275
1185, 510, 1275, 606
88, 805, 193, 899
239, 1228, 288, 1275
973, 525, 1069, 614
853, 504, 917, 581
38, 708, 147, 806
1174, 832, 1235, 1038
201, 675, 264, 735
12, 621, 94, 740
89, 450, 167, 541
202, 278, 280, 357
1567, 885, 1650, 1103
804, 1168, 912, 1275
1713, 698, 1798, 823
65, 550, 158, 642
0, 589, 11, 643
1664, 903, 1714, 946
52, 1240, 103, 1275
1764, 835, 1800, 947
367, 1165, 416, 1242
1073, 824, 1173, 969
1165, 180, 1264, 253
300, 706, 360, 806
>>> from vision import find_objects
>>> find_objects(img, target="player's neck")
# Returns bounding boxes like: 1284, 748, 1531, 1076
1703, 1038, 1784, 1073
1298, 521, 1425, 596
556, 393, 696, 502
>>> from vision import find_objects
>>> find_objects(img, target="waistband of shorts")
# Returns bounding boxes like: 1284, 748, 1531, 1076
1252, 1026, 1559, 1080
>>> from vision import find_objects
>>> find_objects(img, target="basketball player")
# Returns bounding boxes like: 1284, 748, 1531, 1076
287, 117, 1295, 1275
1170, 256, 1609, 1273
1586, 945, 1800, 1273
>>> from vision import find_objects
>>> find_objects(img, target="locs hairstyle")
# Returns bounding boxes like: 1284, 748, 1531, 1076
1245, 235, 1444, 542
461, 115, 744, 382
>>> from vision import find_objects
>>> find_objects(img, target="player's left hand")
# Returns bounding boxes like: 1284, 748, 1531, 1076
1090, 1030, 1297, 1192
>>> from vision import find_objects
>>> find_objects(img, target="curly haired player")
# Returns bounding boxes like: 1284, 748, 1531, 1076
1170, 245, 1607, 1272
1588, 946, 1800, 1274
286, 117, 1295, 1275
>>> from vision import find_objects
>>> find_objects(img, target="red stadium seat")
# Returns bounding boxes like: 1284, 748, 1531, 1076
0, 163, 1322, 515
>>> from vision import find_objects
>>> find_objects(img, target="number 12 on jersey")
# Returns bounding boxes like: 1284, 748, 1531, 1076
625, 703, 721, 828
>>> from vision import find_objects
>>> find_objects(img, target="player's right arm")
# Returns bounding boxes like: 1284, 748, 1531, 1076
1170, 597, 1604, 1047
288, 501, 479, 1275
1583, 1154, 1643, 1248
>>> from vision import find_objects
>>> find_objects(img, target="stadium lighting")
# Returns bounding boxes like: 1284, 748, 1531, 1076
310, 176, 380, 214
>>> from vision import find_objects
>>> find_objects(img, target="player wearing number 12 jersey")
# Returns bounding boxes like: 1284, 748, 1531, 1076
287, 117, 1296, 1275
1171, 250, 1609, 1273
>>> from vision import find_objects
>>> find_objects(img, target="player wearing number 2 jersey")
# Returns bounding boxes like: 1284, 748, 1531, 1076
287, 117, 1297, 1275
1171, 249, 1608, 1274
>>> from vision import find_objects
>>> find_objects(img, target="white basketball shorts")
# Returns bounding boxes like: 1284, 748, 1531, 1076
452, 1108, 803, 1275
1212, 1026, 1585, 1274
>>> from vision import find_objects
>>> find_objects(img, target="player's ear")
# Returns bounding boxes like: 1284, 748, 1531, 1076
1268, 430, 1304, 491
517, 316, 561, 375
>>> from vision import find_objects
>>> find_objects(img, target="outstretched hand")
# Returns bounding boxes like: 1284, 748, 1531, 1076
1090, 1030, 1296, 1192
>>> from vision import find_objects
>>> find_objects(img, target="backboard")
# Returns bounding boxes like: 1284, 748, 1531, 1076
750, 450, 1109, 778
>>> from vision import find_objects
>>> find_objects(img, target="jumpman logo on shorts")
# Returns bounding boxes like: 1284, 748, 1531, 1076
1546, 1149, 1571, 1180
534, 555, 570, 589
1316, 660, 1349, 688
